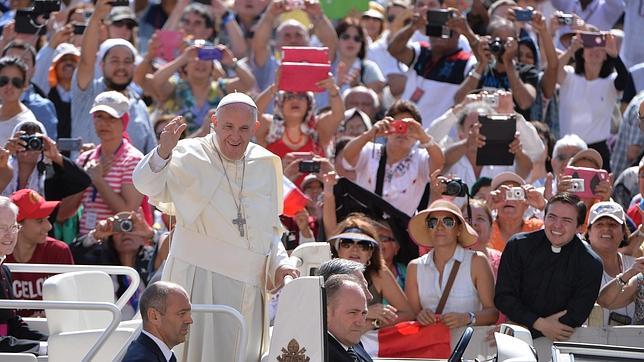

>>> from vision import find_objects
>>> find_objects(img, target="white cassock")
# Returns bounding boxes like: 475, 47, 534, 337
133, 133, 290, 362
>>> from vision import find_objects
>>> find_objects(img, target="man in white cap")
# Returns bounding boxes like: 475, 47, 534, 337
72, 0, 156, 155
133, 92, 299, 362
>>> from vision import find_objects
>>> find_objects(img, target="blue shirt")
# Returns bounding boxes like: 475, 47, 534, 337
21, 85, 58, 139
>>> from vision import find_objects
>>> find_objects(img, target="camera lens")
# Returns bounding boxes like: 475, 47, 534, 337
489, 38, 505, 56
28, 137, 42, 150
119, 219, 133, 232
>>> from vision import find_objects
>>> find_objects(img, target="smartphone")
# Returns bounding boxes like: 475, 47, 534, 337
197, 47, 223, 61
580, 32, 606, 48
298, 160, 321, 173
426, 9, 453, 38
109, 0, 129, 6
14, 9, 46, 35
72, 23, 87, 35
285, 0, 305, 10
608, 312, 632, 326
57, 138, 83, 152
514, 7, 533, 22
33, 0, 61, 16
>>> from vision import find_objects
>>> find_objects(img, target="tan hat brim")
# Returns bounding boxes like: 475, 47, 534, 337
408, 207, 478, 247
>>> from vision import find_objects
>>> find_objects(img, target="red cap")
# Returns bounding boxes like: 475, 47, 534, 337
11, 189, 60, 222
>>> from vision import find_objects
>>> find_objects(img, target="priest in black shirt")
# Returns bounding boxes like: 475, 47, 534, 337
495, 193, 603, 340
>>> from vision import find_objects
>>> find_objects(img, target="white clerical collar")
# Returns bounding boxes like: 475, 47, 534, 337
329, 332, 351, 351
551, 245, 562, 253
142, 330, 174, 361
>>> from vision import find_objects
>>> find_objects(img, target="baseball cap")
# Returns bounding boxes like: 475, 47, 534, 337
588, 201, 625, 225
569, 149, 603, 169
107, 6, 138, 25
363, 2, 385, 20
216, 92, 257, 111
98, 38, 138, 62
52, 43, 80, 63
90, 91, 130, 118
491, 171, 526, 190
11, 189, 60, 222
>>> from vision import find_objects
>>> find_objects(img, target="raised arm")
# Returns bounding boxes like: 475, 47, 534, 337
315, 77, 344, 149
304, 1, 338, 58
343, 120, 388, 167
454, 38, 490, 104
557, 33, 581, 84
533, 11, 558, 99
219, 46, 256, 93
150, 46, 198, 102
502, 38, 536, 110
387, 15, 424, 67
211, 0, 248, 58
251, 1, 286, 68
77, 0, 113, 91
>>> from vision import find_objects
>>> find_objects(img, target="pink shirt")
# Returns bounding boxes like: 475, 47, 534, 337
76, 140, 143, 235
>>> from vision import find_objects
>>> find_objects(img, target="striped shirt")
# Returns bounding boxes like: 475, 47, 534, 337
76, 140, 143, 235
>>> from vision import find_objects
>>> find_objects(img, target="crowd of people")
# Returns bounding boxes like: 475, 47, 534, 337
0, 0, 642, 360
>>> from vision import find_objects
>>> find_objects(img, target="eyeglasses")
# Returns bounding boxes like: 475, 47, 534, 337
0, 76, 25, 88
111, 20, 137, 30
555, 153, 575, 162
340, 33, 363, 43
426, 216, 457, 230
283, 92, 308, 101
0, 224, 20, 235
338, 239, 374, 252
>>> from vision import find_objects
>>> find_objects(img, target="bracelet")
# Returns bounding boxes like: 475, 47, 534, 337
418, 138, 433, 148
616, 273, 628, 287
221, 11, 236, 27
372, 319, 381, 330
469, 70, 482, 80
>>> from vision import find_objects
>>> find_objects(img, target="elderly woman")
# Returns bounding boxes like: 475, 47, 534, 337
328, 213, 414, 330
406, 200, 498, 329
343, 100, 444, 216
255, 77, 344, 159
150, 43, 255, 134
557, 31, 630, 172
586, 201, 638, 325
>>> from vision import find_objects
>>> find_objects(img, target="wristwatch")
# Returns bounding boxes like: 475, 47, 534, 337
467, 312, 476, 326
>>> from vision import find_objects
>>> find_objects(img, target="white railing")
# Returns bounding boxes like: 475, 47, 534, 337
0, 299, 120, 362
190, 304, 248, 362
4, 264, 140, 310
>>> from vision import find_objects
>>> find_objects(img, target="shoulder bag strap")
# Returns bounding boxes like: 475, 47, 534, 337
435, 260, 461, 315
374, 145, 387, 196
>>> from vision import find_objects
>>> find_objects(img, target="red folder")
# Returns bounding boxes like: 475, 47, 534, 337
282, 46, 330, 64
279, 62, 331, 93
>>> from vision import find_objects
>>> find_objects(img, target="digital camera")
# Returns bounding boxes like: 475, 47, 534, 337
442, 178, 468, 197
514, 8, 533, 22
113, 218, 133, 233
20, 135, 43, 151
389, 120, 408, 134
557, 14, 573, 25
505, 187, 525, 201
489, 37, 505, 57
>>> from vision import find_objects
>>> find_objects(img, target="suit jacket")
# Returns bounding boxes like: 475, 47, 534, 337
0, 265, 47, 354
326, 333, 372, 362
122, 332, 167, 362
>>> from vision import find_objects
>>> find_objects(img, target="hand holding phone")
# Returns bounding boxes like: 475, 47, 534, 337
298, 160, 321, 173
513, 7, 533, 22
197, 47, 223, 61
580, 32, 606, 48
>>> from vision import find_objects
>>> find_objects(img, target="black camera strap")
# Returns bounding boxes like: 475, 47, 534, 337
375, 145, 387, 197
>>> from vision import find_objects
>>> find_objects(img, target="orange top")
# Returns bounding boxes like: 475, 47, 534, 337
488, 218, 544, 252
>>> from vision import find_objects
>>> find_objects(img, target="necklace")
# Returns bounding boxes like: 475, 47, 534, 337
284, 126, 303, 145
213, 140, 247, 237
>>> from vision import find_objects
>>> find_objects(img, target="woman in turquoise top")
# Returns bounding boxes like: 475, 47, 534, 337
150, 41, 256, 134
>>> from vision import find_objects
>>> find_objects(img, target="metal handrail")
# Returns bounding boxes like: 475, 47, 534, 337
191, 304, 248, 362
4, 264, 140, 310
0, 299, 121, 362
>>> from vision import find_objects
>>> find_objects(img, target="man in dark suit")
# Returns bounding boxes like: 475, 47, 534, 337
122, 281, 193, 362
0, 196, 48, 355
325, 274, 372, 362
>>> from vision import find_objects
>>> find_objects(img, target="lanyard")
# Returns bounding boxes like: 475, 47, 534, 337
91, 141, 124, 202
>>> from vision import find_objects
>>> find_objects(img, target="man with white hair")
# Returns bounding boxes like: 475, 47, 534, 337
0, 197, 48, 355
250, 0, 338, 91
72, 0, 156, 154
133, 92, 299, 361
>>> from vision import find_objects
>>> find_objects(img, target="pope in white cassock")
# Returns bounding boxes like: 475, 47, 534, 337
132, 93, 299, 362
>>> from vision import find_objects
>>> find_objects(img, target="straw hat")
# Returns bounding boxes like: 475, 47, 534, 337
408, 200, 478, 247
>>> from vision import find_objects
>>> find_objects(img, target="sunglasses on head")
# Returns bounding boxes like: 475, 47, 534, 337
0, 76, 25, 88
426, 216, 458, 230
340, 33, 363, 43
338, 239, 374, 252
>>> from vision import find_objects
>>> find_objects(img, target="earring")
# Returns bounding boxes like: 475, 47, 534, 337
366, 260, 371, 267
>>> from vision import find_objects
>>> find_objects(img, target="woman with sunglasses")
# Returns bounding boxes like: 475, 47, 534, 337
333, 18, 385, 96
329, 214, 414, 330
254, 76, 344, 159
407, 200, 498, 329
150, 42, 255, 135
0, 57, 38, 147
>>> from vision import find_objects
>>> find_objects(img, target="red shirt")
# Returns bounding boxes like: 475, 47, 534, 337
6, 237, 74, 316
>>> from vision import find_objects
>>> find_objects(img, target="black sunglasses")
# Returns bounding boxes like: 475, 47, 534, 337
0, 76, 25, 88
426, 216, 457, 230
112, 20, 137, 29
339, 239, 374, 252
340, 33, 363, 43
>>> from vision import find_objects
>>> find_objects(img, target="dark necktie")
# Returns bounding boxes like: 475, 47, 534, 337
169, 352, 177, 362
347, 346, 358, 361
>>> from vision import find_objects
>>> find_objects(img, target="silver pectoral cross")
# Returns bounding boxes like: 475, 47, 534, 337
232, 210, 246, 237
